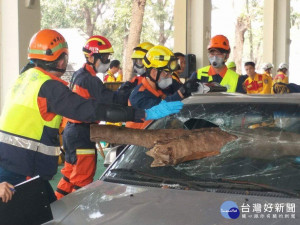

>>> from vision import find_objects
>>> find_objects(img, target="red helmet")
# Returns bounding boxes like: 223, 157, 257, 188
207, 35, 230, 51
83, 35, 114, 57
28, 29, 68, 61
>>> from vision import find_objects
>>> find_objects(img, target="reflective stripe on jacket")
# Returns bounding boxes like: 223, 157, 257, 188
197, 66, 239, 92
0, 67, 63, 179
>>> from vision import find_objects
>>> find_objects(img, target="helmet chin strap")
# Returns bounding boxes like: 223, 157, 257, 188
48, 66, 66, 73
35, 61, 66, 73
147, 68, 163, 90
87, 59, 98, 72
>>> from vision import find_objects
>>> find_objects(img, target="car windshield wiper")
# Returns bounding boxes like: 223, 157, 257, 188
108, 168, 205, 191
220, 178, 300, 198
107, 169, 300, 197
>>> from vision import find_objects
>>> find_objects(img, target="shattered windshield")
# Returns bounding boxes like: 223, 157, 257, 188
106, 102, 300, 194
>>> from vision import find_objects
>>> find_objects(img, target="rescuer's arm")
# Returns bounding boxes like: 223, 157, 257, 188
39, 80, 182, 123
89, 76, 129, 106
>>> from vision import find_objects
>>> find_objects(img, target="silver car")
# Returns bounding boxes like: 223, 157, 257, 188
45, 93, 300, 225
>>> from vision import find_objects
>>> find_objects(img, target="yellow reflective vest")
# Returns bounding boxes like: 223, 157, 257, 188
197, 66, 239, 92
0, 68, 62, 179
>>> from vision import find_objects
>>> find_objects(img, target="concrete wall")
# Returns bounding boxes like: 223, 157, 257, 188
0, 0, 40, 111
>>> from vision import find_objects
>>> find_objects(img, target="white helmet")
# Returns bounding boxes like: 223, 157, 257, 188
278, 63, 288, 70
262, 62, 273, 70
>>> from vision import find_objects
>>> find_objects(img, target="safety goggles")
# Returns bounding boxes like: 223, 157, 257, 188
160, 56, 178, 72
144, 55, 178, 72
158, 69, 172, 77
133, 58, 144, 67
94, 53, 111, 64
207, 48, 226, 58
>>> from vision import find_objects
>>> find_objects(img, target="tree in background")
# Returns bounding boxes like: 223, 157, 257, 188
243, 0, 263, 66
229, 0, 263, 74
232, 14, 250, 75
83, 0, 107, 36
148, 0, 174, 46
41, 0, 109, 36
123, 0, 147, 81
41, 0, 174, 81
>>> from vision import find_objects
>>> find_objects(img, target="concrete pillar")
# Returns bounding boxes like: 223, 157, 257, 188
263, 0, 290, 78
174, 0, 211, 69
0, 0, 40, 111
187, 0, 211, 69
174, 0, 187, 54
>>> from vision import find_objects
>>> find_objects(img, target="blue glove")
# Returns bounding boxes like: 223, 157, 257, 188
145, 100, 183, 120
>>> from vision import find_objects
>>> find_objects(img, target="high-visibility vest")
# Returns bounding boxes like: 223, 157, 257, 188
197, 66, 239, 92
0, 67, 62, 179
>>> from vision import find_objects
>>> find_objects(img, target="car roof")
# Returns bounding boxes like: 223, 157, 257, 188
183, 93, 300, 105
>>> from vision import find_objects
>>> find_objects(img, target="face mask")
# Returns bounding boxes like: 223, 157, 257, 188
134, 65, 146, 75
158, 77, 172, 89
97, 62, 110, 73
209, 56, 224, 68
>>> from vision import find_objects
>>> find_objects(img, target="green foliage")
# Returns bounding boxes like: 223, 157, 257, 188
143, 0, 174, 48
96, 0, 132, 61
41, 0, 84, 29
40, 0, 174, 63
291, 5, 300, 28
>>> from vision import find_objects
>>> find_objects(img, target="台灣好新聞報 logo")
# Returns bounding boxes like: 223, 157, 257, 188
220, 201, 240, 219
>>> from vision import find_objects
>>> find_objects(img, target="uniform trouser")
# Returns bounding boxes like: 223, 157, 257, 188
55, 123, 96, 200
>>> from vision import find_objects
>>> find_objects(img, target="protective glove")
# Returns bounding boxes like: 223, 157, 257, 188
179, 78, 200, 98
205, 82, 227, 92
117, 80, 138, 94
145, 100, 183, 120
192, 82, 211, 95
192, 82, 227, 95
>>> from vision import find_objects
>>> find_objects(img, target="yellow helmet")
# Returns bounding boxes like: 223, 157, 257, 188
143, 45, 178, 71
131, 42, 154, 59
226, 61, 236, 69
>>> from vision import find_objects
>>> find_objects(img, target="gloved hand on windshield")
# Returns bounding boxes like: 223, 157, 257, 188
192, 82, 227, 95
179, 78, 199, 98
145, 100, 183, 120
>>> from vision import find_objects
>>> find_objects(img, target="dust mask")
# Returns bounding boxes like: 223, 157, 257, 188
97, 62, 110, 73
209, 56, 224, 68
158, 77, 172, 89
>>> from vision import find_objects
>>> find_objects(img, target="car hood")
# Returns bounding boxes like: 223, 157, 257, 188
45, 180, 300, 225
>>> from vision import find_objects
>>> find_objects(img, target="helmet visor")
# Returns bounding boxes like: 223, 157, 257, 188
95, 53, 111, 64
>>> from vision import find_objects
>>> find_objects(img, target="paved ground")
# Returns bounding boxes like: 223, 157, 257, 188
49, 153, 107, 190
